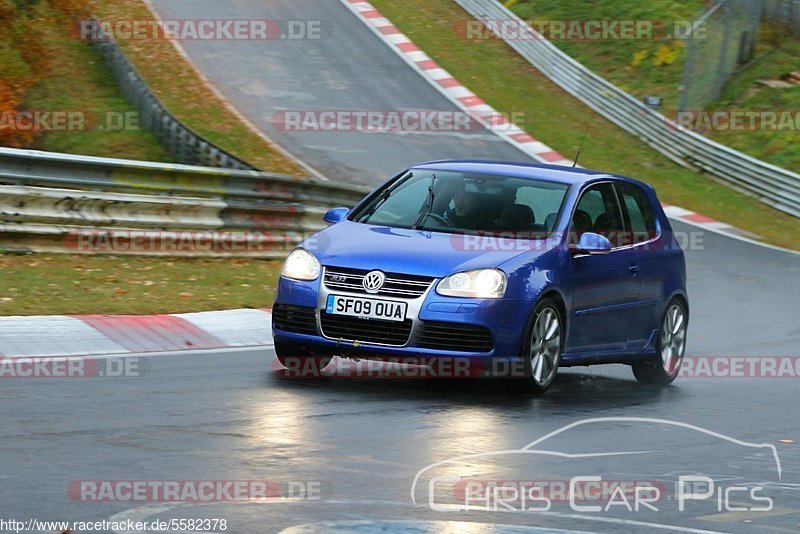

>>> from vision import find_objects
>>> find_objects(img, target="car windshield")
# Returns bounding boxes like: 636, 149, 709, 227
351, 169, 569, 237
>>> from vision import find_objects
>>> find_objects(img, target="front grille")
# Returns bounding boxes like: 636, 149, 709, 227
320, 312, 412, 346
273, 304, 317, 335
324, 266, 434, 298
415, 321, 494, 353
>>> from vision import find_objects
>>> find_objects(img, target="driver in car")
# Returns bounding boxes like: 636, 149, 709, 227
445, 190, 484, 230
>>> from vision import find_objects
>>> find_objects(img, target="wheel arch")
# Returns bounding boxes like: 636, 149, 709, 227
539, 288, 567, 325
521, 287, 568, 353
666, 290, 689, 319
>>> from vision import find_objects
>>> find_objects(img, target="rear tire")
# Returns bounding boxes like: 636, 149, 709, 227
633, 299, 687, 385
521, 298, 563, 394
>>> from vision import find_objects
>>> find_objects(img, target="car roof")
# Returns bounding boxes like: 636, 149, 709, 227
411, 159, 634, 187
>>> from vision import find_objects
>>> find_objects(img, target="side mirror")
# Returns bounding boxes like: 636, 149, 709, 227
570, 232, 612, 255
323, 207, 349, 225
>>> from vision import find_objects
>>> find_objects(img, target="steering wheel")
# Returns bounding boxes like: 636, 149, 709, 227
418, 213, 453, 227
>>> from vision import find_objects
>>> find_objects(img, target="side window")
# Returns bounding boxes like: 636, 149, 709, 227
571, 183, 625, 247
617, 183, 657, 244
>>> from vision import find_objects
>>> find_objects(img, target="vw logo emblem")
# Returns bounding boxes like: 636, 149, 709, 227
362, 270, 385, 293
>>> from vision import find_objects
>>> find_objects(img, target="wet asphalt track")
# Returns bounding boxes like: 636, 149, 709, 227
2, 223, 799, 533
2, 0, 799, 532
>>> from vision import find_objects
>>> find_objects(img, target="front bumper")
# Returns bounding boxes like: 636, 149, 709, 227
272, 272, 532, 366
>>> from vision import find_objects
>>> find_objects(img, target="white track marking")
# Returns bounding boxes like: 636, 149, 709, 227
0, 311, 274, 358
339, 0, 572, 166
0, 316, 126, 357
177, 309, 273, 346
339, 0, 800, 256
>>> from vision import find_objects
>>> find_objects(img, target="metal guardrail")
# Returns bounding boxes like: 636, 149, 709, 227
680, 0, 761, 111
763, 0, 800, 33
88, 19, 254, 170
0, 147, 369, 257
455, 0, 800, 218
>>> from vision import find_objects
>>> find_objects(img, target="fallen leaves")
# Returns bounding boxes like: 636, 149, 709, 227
0, 253, 281, 314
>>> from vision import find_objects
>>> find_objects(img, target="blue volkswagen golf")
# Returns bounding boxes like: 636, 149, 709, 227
272, 161, 688, 392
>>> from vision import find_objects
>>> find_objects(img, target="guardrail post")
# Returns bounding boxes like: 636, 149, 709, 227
84, 16, 257, 171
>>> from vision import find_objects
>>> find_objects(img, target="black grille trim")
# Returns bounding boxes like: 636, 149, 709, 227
324, 266, 434, 298
273, 304, 317, 335
415, 321, 494, 353
320, 312, 412, 346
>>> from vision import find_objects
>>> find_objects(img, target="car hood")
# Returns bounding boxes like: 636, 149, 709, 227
304, 221, 547, 278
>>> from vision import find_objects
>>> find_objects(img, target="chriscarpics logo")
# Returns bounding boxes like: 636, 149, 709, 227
412, 418, 786, 530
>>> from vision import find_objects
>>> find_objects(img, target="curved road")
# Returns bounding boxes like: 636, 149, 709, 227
3, 0, 799, 532
148, 0, 534, 184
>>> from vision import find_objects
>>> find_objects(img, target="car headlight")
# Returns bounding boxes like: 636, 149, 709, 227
281, 248, 321, 281
436, 269, 507, 299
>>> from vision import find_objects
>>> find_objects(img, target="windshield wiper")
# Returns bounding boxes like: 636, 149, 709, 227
357, 173, 411, 222
412, 174, 436, 230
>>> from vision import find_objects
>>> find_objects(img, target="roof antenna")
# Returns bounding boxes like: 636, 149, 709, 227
572, 123, 591, 168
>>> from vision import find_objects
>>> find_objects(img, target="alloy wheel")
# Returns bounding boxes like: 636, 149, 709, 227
529, 307, 561, 386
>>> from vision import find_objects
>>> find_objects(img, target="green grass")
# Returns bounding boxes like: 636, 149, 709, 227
0, 253, 280, 316
92, 0, 304, 175
2, 0, 302, 172
506, 1, 800, 173
2, 0, 171, 161
707, 25, 800, 169
509, 0, 703, 113
370, 0, 800, 251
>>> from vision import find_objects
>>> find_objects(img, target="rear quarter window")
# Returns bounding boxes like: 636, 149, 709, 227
617, 183, 657, 244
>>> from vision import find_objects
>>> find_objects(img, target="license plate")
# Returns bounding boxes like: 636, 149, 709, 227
325, 295, 407, 322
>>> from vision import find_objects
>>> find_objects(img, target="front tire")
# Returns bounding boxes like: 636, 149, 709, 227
521, 298, 563, 394
633, 299, 687, 385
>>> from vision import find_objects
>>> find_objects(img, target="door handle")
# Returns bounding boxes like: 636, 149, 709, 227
628, 264, 639, 276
